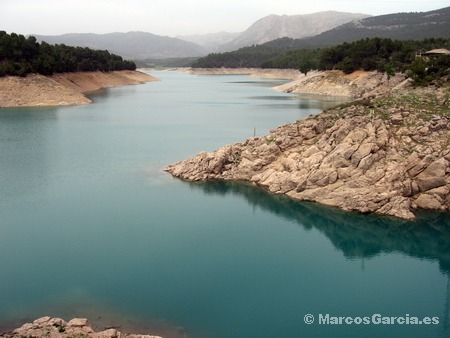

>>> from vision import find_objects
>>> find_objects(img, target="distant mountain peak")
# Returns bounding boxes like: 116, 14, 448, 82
219, 11, 371, 51
304, 6, 450, 45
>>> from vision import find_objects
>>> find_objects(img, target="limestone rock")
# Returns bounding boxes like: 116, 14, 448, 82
4, 316, 162, 338
68, 318, 90, 328
165, 87, 450, 220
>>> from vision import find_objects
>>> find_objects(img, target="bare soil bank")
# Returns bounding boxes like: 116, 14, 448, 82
185, 67, 302, 80
185, 68, 410, 98
273, 70, 409, 98
0, 70, 158, 108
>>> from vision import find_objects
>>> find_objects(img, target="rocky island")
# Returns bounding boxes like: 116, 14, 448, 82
166, 74, 450, 220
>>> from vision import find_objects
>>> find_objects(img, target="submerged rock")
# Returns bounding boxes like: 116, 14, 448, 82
165, 89, 450, 220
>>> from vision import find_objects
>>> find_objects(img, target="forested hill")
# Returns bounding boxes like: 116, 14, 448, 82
301, 6, 450, 47
192, 37, 450, 70
192, 6, 450, 69
0, 31, 136, 77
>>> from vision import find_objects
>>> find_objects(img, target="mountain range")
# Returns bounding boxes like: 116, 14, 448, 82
301, 6, 450, 46
34, 31, 206, 60
34, 11, 369, 60
218, 11, 370, 51
33, 6, 450, 61
176, 32, 240, 52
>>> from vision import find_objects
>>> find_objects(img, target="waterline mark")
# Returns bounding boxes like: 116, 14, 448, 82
304, 314, 439, 325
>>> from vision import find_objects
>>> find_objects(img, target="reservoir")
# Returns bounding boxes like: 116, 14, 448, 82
0, 70, 449, 338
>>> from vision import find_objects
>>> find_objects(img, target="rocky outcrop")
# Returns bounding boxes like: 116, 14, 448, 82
274, 70, 409, 98
0, 70, 158, 108
165, 88, 450, 220
2, 316, 161, 338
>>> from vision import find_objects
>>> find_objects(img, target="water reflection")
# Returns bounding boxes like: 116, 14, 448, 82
226, 80, 287, 86
186, 180, 450, 335
186, 180, 450, 273
247, 94, 350, 110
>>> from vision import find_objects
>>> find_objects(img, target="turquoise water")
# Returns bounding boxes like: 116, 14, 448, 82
0, 70, 449, 338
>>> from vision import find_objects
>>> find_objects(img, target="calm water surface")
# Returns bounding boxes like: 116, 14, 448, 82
0, 71, 449, 338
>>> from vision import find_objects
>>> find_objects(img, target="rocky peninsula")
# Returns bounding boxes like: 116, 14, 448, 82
0, 70, 158, 108
166, 75, 450, 220
1, 316, 161, 338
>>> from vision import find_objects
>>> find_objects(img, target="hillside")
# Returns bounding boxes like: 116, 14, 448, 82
192, 7, 450, 69
220, 11, 370, 51
302, 6, 450, 46
0, 31, 136, 77
0, 70, 157, 107
34, 32, 206, 60
192, 37, 450, 81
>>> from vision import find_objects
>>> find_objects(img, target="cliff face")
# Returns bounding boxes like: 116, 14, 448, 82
166, 88, 450, 220
0, 70, 158, 108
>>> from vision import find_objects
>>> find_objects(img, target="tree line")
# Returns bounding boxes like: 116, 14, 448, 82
193, 37, 450, 84
317, 37, 449, 74
0, 31, 136, 77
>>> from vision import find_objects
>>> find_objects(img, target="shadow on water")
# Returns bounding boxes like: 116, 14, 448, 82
226, 80, 287, 86
247, 94, 350, 110
186, 180, 450, 335
185, 180, 450, 274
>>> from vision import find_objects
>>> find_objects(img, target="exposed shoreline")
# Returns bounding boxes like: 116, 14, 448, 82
1, 316, 162, 338
0, 70, 158, 108
185, 67, 410, 99
184, 67, 303, 80
165, 72, 450, 220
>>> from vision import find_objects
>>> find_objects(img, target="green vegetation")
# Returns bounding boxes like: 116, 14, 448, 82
193, 37, 449, 71
192, 37, 306, 68
193, 37, 450, 85
261, 48, 321, 75
319, 37, 449, 74
52, 323, 66, 333
365, 91, 450, 122
0, 31, 136, 77
407, 54, 450, 86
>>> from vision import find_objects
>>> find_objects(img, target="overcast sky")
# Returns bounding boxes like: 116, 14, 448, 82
1, 0, 449, 37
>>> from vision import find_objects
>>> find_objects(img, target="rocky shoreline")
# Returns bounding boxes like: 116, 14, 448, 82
1, 316, 162, 338
0, 70, 158, 108
274, 70, 409, 98
165, 83, 450, 220
185, 68, 409, 99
